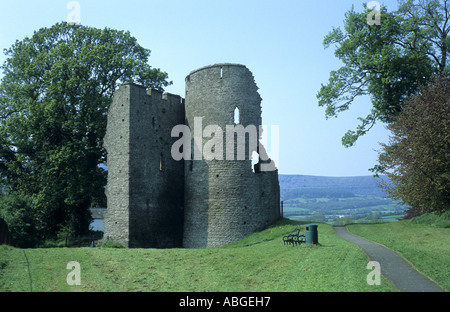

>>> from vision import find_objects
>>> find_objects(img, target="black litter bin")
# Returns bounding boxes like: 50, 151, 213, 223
305, 224, 318, 245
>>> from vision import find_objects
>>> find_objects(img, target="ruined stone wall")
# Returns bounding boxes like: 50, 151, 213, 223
183, 64, 280, 248
104, 64, 280, 249
104, 84, 185, 248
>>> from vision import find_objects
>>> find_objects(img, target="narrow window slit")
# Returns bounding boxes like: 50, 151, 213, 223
234, 107, 240, 124
159, 153, 164, 171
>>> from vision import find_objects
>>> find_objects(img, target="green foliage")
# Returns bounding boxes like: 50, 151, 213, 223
374, 75, 450, 214
101, 241, 125, 248
0, 192, 39, 248
0, 245, 11, 291
0, 22, 170, 242
334, 215, 355, 226
0, 245, 11, 269
318, 1, 449, 147
410, 211, 450, 228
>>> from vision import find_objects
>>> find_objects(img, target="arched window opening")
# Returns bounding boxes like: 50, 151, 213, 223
234, 107, 240, 124
251, 151, 259, 173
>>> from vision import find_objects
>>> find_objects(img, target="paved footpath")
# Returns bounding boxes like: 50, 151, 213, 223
334, 226, 445, 292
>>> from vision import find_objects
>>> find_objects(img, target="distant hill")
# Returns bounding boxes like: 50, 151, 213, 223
278, 175, 405, 223
279, 174, 390, 199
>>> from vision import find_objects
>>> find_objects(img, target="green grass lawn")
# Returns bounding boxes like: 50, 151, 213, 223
0, 219, 397, 292
348, 220, 450, 291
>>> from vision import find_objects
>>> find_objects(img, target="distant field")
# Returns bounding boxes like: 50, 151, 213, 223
279, 175, 406, 224
283, 197, 405, 225
0, 219, 397, 292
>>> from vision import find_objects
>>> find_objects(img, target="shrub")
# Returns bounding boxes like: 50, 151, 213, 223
374, 75, 450, 215
101, 241, 125, 248
0, 193, 39, 248
411, 211, 450, 228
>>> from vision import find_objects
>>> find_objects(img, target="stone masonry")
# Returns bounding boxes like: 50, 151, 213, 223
104, 64, 280, 248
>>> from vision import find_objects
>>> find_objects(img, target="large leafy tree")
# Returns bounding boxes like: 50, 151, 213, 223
318, 0, 450, 147
0, 22, 170, 241
375, 75, 450, 214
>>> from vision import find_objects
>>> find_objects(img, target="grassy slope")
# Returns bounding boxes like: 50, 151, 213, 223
0, 220, 397, 292
348, 220, 450, 291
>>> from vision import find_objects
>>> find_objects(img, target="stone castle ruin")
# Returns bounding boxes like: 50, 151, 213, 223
103, 64, 280, 248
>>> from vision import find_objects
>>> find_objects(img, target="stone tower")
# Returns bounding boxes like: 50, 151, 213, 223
103, 64, 280, 249
183, 64, 280, 248
103, 84, 185, 248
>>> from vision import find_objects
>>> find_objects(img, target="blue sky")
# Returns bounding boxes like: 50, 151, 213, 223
0, 0, 400, 177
